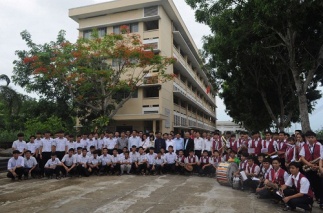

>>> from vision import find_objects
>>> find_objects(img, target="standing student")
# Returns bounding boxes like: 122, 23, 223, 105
165, 134, 176, 153
194, 132, 203, 158
39, 131, 55, 177
280, 162, 314, 212
12, 133, 27, 155
44, 152, 61, 179
61, 148, 77, 177
128, 131, 141, 151
120, 151, 132, 175
26, 135, 39, 158
74, 135, 85, 149
277, 131, 288, 170
164, 146, 176, 174
183, 132, 194, 157
23, 150, 39, 179
212, 132, 223, 155
262, 132, 278, 156
54, 131, 68, 160
248, 131, 262, 156
7, 150, 24, 181
104, 132, 116, 155
284, 137, 299, 168
66, 135, 76, 151
203, 133, 213, 156
97, 133, 105, 155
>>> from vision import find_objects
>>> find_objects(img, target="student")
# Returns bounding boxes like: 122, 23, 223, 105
194, 132, 204, 158
255, 158, 274, 199
39, 131, 55, 177
44, 152, 61, 179
77, 148, 90, 177
80, 134, 89, 150
154, 152, 166, 175
99, 148, 112, 175
203, 133, 213, 156
175, 150, 186, 175
118, 147, 128, 160
164, 145, 176, 174
26, 135, 39, 158
146, 147, 157, 175
280, 162, 314, 212
184, 150, 199, 173
262, 132, 277, 156
7, 150, 24, 181
12, 133, 27, 155
74, 135, 85, 149
61, 148, 77, 177
66, 135, 76, 151
104, 132, 116, 155
120, 151, 132, 175
23, 150, 39, 179
117, 132, 128, 154
242, 156, 260, 192
277, 131, 288, 170
87, 133, 98, 151
54, 130, 68, 160
88, 150, 100, 176
110, 148, 121, 175
248, 131, 263, 156
97, 133, 105, 155
199, 150, 215, 177
87, 146, 96, 158
212, 150, 222, 168
130, 145, 139, 173
136, 147, 148, 175
128, 131, 141, 151
284, 137, 299, 168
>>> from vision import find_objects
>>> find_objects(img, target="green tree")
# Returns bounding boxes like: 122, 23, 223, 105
13, 29, 175, 130
186, 0, 323, 131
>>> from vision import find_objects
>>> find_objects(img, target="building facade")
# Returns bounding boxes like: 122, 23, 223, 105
69, 0, 216, 134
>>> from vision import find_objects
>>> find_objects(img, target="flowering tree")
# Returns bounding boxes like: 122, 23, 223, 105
13, 29, 175, 128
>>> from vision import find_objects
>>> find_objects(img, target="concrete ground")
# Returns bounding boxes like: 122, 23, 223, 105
0, 174, 321, 213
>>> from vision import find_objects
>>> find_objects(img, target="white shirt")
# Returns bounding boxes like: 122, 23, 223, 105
164, 152, 176, 164
245, 164, 260, 175
26, 142, 39, 154
61, 154, 77, 166
66, 142, 76, 151
55, 137, 68, 152
121, 157, 132, 164
111, 155, 120, 164
194, 137, 204, 150
203, 139, 212, 152
77, 155, 89, 164
12, 140, 27, 152
285, 172, 310, 194
154, 157, 165, 165
45, 158, 61, 168
7, 156, 24, 170
184, 155, 199, 164
166, 139, 176, 152
262, 140, 278, 151
299, 142, 322, 157
73, 141, 86, 149
97, 138, 105, 150
80, 139, 89, 148
146, 153, 157, 164
40, 138, 55, 152
138, 154, 147, 164
88, 156, 100, 165
87, 139, 98, 151
24, 156, 38, 168
128, 136, 141, 150
130, 151, 139, 162
248, 138, 262, 148
100, 154, 112, 166
104, 138, 116, 149
141, 138, 150, 149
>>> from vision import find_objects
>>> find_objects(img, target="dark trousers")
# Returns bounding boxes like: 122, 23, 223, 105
243, 178, 258, 191
7, 167, 24, 179
155, 164, 163, 174
304, 170, 321, 201
56, 151, 65, 160
199, 164, 215, 176
99, 165, 110, 174
257, 186, 273, 199
44, 166, 61, 177
175, 164, 185, 175
60, 164, 77, 176
77, 164, 90, 177
164, 163, 175, 173
195, 150, 202, 158
24, 166, 40, 177
110, 163, 121, 174
147, 164, 155, 174
136, 163, 147, 174
40, 152, 51, 175
283, 188, 313, 210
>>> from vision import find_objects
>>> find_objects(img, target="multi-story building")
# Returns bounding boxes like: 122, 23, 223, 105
69, 0, 216, 134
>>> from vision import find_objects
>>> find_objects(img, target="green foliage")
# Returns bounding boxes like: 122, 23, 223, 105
316, 127, 323, 140
24, 115, 67, 136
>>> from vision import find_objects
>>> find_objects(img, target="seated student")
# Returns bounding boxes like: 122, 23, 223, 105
212, 150, 222, 168
257, 153, 266, 176
74, 147, 83, 158
120, 151, 132, 175
44, 152, 61, 179
24, 150, 39, 179
129, 145, 139, 173
280, 162, 314, 212
118, 147, 128, 160
235, 152, 249, 177
110, 148, 121, 175
184, 150, 199, 174
136, 147, 148, 175
88, 150, 100, 176
7, 150, 24, 181
175, 150, 186, 175
87, 146, 96, 158
77, 148, 90, 177
154, 152, 166, 175
146, 147, 157, 175
227, 150, 238, 163
222, 148, 232, 162
199, 150, 215, 177
164, 146, 176, 174
99, 148, 112, 175
255, 157, 275, 199
242, 156, 260, 192
61, 148, 77, 177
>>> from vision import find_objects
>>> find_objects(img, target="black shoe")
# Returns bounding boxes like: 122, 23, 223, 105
320, 204, 323, 209
282, 206, 296, 211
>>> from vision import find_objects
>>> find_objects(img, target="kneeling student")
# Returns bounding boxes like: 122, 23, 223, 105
136, 147, 148, 175
110, 148, 121, 175
164, 146, 176, 174
7, 150, 24, 181
242, 156, 260, 192
77, 148, 90, 177
61, 148, 77, 177
120, 151, 132, 175
199, 150, 215, 177
88, 150, 100, 175
99, 148, 112, 175
154, 152, 165, 175
24, 150, 39, 179
146, 147, 157, 175
184, 150, 199, 174
280, 162, 314, 212
175, 150, 186, 175
44, 152, 61, 179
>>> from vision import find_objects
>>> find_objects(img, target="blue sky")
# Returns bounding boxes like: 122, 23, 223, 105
0, 0, 322, 131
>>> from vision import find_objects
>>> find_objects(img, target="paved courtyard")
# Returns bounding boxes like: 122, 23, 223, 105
0, 174, 321, 213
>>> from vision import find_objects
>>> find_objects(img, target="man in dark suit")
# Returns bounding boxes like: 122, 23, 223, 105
154, 132, 166, 153
183, 132, 194, 157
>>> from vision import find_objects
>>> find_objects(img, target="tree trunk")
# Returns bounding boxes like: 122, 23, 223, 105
298, 93, 311, 132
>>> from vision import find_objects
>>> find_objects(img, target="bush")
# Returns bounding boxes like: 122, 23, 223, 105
24, 115, 67, 135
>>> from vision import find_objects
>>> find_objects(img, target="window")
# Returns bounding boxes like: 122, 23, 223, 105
83, 30, 92, 39
98, 28, 106, 37
144, 20, 159, 31
113, 23, 139, 34
143, 86, 159, 98
144, 6, 158, 17
83, 28, 107, 39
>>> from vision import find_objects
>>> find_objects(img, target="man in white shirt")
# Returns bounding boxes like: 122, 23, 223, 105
74, 135, 86, 149
88, 150, 100, 175
120, 151, 132, 175
26, 135, 39, 157
164, 146, 176, 174
136, 147, 148, 175
39, 131, 55, 177
77, 148, 90, 177
97, 133, 105, 155
242, 156, 260, 192
80, 134, 89, 150
12, 133, 27, 155
44, 152, 61, 179
128, 131, 141, 151
110, 148, 121, 175
130, 145, 139, 173
7, 150, 24, 180
61, 148, 77, 177
66, 135, 76, 151
203, 133, 213, 156
99, 148, 112, 175
165, 134, 176, 153
154, 152, 166, 175
194, 132, 204, 158
23, 150, 39, 179
146, 147, 157, 175
87, 133, 98, 152
54, 130, 68, 160
104, 132, 117, 155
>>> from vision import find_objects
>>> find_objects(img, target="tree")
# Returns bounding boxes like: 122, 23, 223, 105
186, 0, 323, 132
13, 28, 175, 129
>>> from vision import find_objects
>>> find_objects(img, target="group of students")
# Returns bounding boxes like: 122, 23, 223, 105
7, 129, 323, 212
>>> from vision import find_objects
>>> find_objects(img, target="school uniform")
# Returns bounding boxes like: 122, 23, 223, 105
277, 140, 287, 170
243, 163, 260, 191
44, 158, 61, 178
199, 156, 215, 176
61, 154, 77, 176
87, 139, 98, 151
97, 138, 105, 155
39, 138, 55, 176
194, 137, 204, 158
120, 157, 132, 174
110, 155, 121, 174
175, 155, 186, 174
99, 154, 112, 174
285, 144, 298, 165
248, 138, 262, 156
73, 141, 86, 149
256, 167, 276, 198
23, 156, 39, 178
104, 138, 116, 155
88, 156, 100, 175
77, 155, 90, 177
184, 155, 199, 173
262, 139, 277, 155
165, 139, 176, 153
153, 157, 165, 175
80, 139, 89, 149
283, 172, 314, 211
54, 137, 68, 160
212, 156, 222, 168
146, 153, 157, 174
26, 142, 39, 156
128, 136, 141, 151
212, 139, 222, 154
12, 140, 27, 153
7, 156, 24, 179
203, 139, 213, 156
136, 154, 148, 174
164, 152, 176, 173
66, 142, 76, 151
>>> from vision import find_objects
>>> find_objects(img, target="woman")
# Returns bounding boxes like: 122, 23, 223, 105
141, 134, 150, 153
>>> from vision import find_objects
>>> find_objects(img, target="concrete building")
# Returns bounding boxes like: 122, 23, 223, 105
216, 121, 246, 134
69, 0, 216, 134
